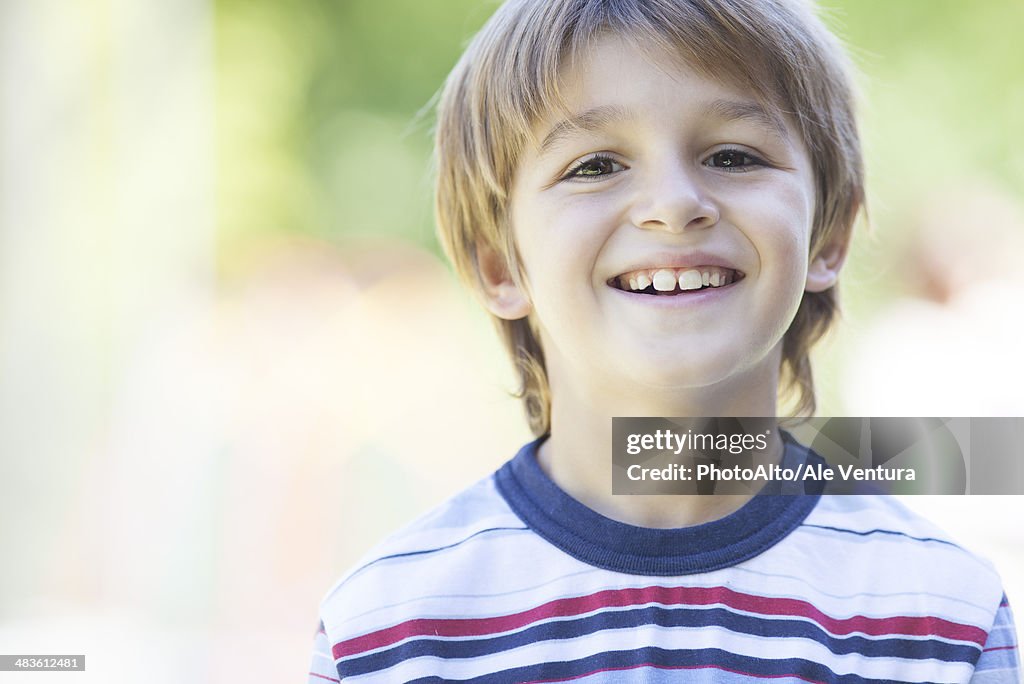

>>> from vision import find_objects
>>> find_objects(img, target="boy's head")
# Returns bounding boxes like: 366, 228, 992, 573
435, 0, 864, 436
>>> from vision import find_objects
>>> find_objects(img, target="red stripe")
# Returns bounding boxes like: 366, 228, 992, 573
332, 585, 987, 658
983, 645, 1018, 653
308, 672, 340, 682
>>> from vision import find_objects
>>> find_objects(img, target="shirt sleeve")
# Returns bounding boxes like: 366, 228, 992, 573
969, 594, 1020, 683
307, 621, 340, 683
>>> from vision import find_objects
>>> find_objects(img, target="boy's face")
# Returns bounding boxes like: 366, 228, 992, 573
482, 35, 841, 405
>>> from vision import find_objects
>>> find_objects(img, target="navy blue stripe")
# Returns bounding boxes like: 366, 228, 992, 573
340, 526, 529, 586
338, 605, 980, 677
802, 523, 963, 549
404, 646, 917, 684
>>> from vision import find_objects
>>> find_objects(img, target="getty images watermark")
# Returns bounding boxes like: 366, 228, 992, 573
612, 417, 1024, 495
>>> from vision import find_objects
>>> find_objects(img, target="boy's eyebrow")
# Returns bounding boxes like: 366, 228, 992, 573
700, 98, 790, 140
538, 99, 790, 153
539, 104, 636, 153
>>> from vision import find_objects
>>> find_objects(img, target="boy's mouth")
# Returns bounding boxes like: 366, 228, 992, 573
608, 266, 744, 295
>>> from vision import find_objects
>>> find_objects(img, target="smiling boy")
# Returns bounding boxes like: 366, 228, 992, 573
309, 1, 1019, 681
483, 31, 832, 528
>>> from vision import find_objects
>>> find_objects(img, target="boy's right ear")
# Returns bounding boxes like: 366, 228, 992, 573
475, 243, 532, 320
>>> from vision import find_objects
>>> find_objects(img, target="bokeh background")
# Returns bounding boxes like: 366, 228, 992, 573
1, 1, 1022, 681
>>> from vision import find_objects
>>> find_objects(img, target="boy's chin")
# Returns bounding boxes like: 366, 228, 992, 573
602, 350, 778, 409
611, 358, 745, 398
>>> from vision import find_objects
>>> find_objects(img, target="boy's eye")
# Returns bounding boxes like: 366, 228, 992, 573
706, 149, 764, 170
563, 155, 625, 180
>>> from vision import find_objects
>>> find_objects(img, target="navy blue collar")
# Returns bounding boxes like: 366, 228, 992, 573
495, 432, 821, 576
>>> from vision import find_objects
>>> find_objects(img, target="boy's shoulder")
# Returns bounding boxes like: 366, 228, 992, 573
806, 492, 994, 561
334, 471, 516, 571
318, 467, 528, 628
795, 493, 1005, 606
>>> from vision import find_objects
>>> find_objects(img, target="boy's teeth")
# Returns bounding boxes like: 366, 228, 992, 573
652, 269, 676, 291
678, 270, 703, 291
616, 265, 740, 293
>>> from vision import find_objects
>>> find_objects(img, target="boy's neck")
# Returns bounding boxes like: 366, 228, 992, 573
537, 363, 785, 529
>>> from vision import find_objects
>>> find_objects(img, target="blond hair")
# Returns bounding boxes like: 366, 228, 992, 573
435, 0, 864, 436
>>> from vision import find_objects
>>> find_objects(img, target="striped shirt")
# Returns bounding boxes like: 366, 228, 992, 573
309, 437, 1020, 682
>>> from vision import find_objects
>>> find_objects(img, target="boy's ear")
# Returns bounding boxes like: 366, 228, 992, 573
805, 232, 850, 293
475, 242, 532, 320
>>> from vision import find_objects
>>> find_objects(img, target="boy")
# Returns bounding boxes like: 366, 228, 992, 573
309, 0, 1019, 681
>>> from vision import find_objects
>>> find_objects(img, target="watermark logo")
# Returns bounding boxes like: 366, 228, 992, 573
612, 417, 1024, 495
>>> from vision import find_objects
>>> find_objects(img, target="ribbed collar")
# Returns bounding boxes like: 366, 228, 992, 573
495, 432, 821, 576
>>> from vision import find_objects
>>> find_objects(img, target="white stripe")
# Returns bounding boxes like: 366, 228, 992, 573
771, 532, 1000, 608
325, 533, 587, 632
728, 563, 996, 625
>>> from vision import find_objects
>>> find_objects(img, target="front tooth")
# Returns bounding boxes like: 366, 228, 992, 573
701, 271, 710, 287
710, 272, 721, 287
678, 270, 703, 290
636, 273, 652, 290
652, 269, 677, 292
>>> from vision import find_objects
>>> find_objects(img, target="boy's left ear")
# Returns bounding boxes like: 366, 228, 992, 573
805, 234, 849, 293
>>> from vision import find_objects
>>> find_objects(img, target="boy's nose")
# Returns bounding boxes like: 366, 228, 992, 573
628, 166, 720, 234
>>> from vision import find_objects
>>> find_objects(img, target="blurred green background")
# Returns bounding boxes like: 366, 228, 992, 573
215, 0, 496, 256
